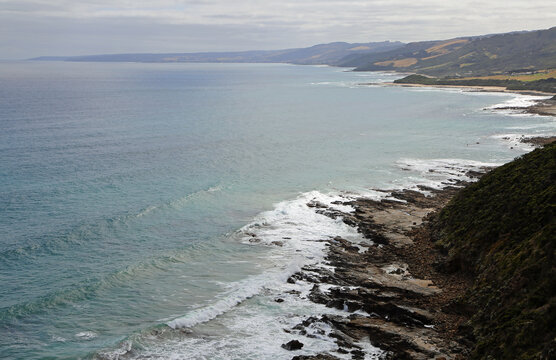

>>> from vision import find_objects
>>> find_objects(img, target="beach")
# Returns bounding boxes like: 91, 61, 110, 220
373, 82, 556, 117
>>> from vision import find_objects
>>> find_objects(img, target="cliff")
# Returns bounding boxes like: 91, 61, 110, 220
431, 142, 556, 359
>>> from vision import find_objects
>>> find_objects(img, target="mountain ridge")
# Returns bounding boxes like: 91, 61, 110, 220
30, 41, 404, 65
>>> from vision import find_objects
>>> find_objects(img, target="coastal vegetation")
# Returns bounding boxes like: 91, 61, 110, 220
430, 142, 556, 359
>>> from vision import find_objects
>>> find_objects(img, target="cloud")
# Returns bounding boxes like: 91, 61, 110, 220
0, 0, 555, 58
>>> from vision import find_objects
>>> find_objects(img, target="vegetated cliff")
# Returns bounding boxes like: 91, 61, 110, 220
430, 142, 556, 359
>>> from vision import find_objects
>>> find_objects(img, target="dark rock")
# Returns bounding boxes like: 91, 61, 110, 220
307, 201, 327, 208
326, 299, 345, 310
291, 354, 341, 360
287, 273, 302, 284
351, 349, 365, 359
275, 298, 284, 303
282, 339, 304, 351
308, 285, 331, 304
285, 290, 301, 295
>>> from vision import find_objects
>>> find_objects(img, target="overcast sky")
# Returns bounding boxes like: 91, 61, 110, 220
1, 0, 555, 59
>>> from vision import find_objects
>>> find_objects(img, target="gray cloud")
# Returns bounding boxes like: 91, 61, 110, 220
0, 0, 554, 59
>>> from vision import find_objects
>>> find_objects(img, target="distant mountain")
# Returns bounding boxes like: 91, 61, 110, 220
31, 41, 404, 65
32, 27, 556, 78
345, 27, 556, 77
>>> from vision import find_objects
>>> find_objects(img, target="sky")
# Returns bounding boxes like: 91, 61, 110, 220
0, 0, 555, 59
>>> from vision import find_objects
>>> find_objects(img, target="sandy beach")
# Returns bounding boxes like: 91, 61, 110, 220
365, 82, 556, 117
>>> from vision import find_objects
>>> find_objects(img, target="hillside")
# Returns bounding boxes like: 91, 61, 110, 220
349, 27, 556, 77
430, 142, 556, 359
340, 38, 472, 69
30, 41, 403, 65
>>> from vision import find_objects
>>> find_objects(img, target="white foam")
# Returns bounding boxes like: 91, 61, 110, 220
485, 94, 552, 116
353, 337, 385, 359
75, 331, 97, 340
354, 188, 396, 202
167, 190, 364, 330
404, 86, 468, 94
167, 269, 294, 329
51, 335, 67, 342
310, 81, 359, 88
135, 184, 222, 218
119, 278, 372, 360
490, 133, 536, 151
236, 190, 361, 250
395, 158, 501, 193
100, 190, 382, 359
135, 205, 157, 218
487, 94, 551, 109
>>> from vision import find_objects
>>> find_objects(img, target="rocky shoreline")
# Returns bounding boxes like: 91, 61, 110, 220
521, 135, 556, 147
277, 176, 490, 359
494, 95, 556, 117
270, 86, 555, 358
367, 82, 556, 117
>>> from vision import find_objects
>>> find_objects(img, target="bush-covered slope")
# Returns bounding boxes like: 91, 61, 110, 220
431, 142, 556, 359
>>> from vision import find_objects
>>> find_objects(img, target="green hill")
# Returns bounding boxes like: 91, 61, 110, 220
430, 142, 556, 359
349, 27, 556, 77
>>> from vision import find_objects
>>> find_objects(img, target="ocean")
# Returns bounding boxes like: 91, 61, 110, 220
0, 61, 554, 359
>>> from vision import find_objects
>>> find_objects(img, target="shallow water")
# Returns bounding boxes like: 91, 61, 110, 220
0, 62, 554, 359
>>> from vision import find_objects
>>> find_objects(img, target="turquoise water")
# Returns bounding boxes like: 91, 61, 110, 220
0, 62, 554, 359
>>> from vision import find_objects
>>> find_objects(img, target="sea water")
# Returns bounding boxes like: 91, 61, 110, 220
0, 62, 554, 359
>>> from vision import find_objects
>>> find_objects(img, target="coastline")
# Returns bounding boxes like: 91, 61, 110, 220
365, 82, 556, 117
268, 87, 556, 358
276, 139, 554, 359
155, 90, 555, 359
7, 62, 555, 359
365, 81, 556, 96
